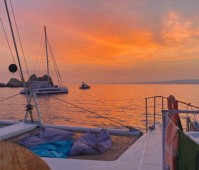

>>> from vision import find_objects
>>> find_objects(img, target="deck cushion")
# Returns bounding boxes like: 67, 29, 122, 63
69, 129, 112, 156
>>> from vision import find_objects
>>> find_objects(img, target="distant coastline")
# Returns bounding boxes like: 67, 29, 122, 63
2, 78, 199, 86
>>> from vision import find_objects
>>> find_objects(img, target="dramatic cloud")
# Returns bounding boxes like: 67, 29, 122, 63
0, 0, 199, 83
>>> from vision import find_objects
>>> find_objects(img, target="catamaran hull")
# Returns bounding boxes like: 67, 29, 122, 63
20, 87, 68, 94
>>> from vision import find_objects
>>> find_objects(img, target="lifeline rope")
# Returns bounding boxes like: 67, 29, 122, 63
0, 93, 20, 102
52, 96, 138, 131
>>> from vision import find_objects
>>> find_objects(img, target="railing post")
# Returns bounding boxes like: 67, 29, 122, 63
162, 110, 166, 170
145, 98, 148, 132
154, 97, 156, 125
186, 116, 190, 132
162, 97, 164, 110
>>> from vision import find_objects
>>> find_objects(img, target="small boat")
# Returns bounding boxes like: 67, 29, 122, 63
79, 82, 90, 89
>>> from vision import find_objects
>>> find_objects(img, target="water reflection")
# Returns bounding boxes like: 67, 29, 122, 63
0, 84, 199, 131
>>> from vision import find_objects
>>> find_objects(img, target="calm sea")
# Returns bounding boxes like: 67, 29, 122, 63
0, 84, 199, 132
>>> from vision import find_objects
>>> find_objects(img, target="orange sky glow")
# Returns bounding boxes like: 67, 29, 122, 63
1, 0, 199, 84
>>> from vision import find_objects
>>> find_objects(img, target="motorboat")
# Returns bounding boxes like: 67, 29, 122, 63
79, 82, 90, 89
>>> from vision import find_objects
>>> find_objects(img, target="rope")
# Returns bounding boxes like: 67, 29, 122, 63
0, 18, 15, 63
47, 37, 64, 85
177, 100, 199, 110
52, 96, 138, 131
0, 17, 21, 77
48, 38, 61, 85
9, 0, 29, 78
34, 32, 44, 72
190, 106, 197, 121
0, 93, 20, 102
4, 0, 24, 81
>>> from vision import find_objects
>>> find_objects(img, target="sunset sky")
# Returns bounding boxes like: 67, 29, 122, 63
1, 0, 199, 84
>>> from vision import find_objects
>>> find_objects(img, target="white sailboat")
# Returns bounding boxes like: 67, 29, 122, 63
20, 26, 68, 94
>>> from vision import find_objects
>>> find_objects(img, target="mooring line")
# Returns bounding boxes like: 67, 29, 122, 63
52, 96, 138, 131
0, 93, 20, 102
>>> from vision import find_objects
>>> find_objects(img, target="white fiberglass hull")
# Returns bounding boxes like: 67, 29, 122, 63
20, 87, 68, 94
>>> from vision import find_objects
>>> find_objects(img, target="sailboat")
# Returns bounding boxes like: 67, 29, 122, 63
20, 26, 68, 94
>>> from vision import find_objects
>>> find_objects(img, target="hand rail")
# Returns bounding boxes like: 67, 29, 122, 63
145, 96, 199, 132
161, 110, 199, 170
145, 96, 166, 132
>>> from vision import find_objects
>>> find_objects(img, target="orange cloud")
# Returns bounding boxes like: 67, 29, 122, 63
162, 12, 199, 43
1, 1, 199, 83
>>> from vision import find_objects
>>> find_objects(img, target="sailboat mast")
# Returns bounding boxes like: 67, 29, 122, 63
44, 26, 49, 83
4, 0, 24, 82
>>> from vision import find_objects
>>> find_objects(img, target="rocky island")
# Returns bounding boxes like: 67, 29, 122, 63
0, 74, 53, 87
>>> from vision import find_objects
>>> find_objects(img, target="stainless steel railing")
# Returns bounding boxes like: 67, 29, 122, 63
161, 110, 199, 170
145, 96, 166, 132
145, 96, 199, 132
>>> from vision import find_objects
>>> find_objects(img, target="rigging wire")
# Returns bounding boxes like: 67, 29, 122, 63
0, 18, 15, 63
0, 93, 20, 102
47, 37, 64, 85
9, 0, 29, 78
48, 39, 61, 85
34, 32, 44, 72
4, 0, 24, 81
0, 17, 21, 77
38, 38, 45, 75
51, 96, 138, 131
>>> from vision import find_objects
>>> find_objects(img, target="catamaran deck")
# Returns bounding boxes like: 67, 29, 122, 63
0, 122, 37, 140
0, 122, 162, 170
42, 123, 162, 170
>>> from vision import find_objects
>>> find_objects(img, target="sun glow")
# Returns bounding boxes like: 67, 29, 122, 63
1, 0, 199, 83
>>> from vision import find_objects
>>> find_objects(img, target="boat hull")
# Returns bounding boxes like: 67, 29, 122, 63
79, 86, 90, 89
20, 87, 68, 94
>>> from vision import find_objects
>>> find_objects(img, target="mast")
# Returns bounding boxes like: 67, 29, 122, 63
44, 26, 49, 83
4, 0, 43, 124
4, 0, 24, 82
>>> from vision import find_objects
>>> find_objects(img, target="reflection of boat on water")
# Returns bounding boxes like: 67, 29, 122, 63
20, 26, 68, 95
79, 82, 90, 89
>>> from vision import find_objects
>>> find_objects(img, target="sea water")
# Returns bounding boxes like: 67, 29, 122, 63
0, 84, 199, 131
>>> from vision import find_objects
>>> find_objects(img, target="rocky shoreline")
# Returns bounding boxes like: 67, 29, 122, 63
0, 74, 53, 87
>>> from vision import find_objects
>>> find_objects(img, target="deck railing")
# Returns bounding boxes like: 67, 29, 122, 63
145, 96, 199, 132
145, 96, 199, 169
161, 110, 199, 170
145, 96, 166, 132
